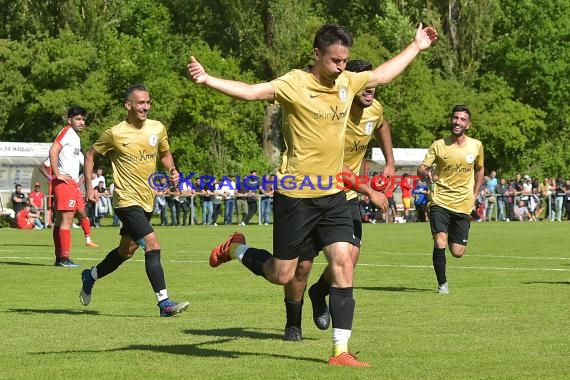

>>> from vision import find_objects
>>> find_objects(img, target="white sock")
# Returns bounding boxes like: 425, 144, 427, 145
86, 236, 91, 243
235, 244, 250, 262
156, 289, 168, 303
90, 266, 99, 280
332, 328, 352, 355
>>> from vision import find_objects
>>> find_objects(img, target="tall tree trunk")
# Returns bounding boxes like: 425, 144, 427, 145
262, 104, 281, 168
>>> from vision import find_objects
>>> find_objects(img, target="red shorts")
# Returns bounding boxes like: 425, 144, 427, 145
17, 220, 34, 229
53, 179, 85, 212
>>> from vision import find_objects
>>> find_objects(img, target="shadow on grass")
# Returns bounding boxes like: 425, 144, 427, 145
357, 286, 432, 292
184, 327, 311, 341
0, 261, 53, 267
32, 338, 326, 363
522, 281, 570, 285
7, 308, 152, 318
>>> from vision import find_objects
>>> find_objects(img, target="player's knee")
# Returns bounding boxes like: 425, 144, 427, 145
294, 260, 312, 281
273, 270, 295, 285
450, 247, 465, 258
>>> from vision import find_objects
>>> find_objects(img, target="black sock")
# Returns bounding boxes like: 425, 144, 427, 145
432, 247, 447, 285
284, 298, 303, 328
96, 248, 127, 279
311, 273, 331, 297
241, 248, 272, 277
329, 287, 355, 330
145, 249, 166, 293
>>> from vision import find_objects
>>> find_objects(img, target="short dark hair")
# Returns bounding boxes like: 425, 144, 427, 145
313, 24, 353, 52
124, 84, 150, 102
67, 106, 87, 118
346, 59, 373, 73
451, 104, 471, 119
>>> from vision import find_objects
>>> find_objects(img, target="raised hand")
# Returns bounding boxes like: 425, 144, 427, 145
414, 23, 438, 51
187, 56, 208, 84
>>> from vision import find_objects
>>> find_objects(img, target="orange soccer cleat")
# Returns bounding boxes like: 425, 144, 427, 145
209, 232, 246, 267
328, 352, 370, 367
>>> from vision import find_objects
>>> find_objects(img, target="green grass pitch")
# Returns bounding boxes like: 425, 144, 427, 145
0, 221, 568, 379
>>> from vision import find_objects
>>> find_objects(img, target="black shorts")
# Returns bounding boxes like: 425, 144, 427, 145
387, 196, 396, 208
348, 198, 362, 247
429, 205, 470, 246
115, 206, 154, 242
273, 192, 356, 261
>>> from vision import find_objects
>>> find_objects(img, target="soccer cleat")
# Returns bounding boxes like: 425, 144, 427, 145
437, 282, 449, 295
328, 352, 370, 367
158, 299, 190, 317
308, 284, 330, 330
283, 326, 303, 342
85, 241, 99, 248
209, 232, 246, 267
56, 259, 79, 268
80, 269, 95, 306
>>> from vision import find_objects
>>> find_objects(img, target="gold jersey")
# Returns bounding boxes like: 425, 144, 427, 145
92, 119, 170, 212
344, 99, 384, 201
421, 136, 484, 214
271, 69, 369, 198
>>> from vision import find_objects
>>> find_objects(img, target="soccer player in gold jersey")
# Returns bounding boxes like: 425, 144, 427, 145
188, 24, 437, 367
280, 59, 396, 341
80, 84, 189, 317
418, 105, 484, 294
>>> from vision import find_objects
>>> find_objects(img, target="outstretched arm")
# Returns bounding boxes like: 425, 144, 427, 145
187, 56, 275, 101
367, 23, 438, 87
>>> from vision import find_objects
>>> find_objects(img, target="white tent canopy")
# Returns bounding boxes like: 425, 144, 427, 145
370, 147, 428, 167
0, 142, 51, 209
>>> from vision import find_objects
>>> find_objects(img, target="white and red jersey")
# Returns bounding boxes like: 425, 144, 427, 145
52, 126, 84, 182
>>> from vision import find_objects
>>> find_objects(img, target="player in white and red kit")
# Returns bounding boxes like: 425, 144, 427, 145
49, 106, 97, 267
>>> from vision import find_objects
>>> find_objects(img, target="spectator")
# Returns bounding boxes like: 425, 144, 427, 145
11, 184, 27, 214
91, 168, 106, 190
384, 177, 397, 223
211, 179, 223, 226
527, 189, 540, 222
359, 195, 379, 223
165, 184, 180, 226
93, 181, 110, 227
412, 178, 429, 222
199, 180, 214, 225
513, 200, 532, 221
219, 175, 236, 225
554, 176, 565, 221
495, 178, 508, 221
260, 174, 274, 225
28, 182, 45, 218
16, 203, 43, 229
235, 182, 250, 226
244, 170, 260, 225
400, 173, 412, 221
153, 178, 168, 226
565, 179, 570, 221
178, 180, 193, 226
485, 171, 498, 221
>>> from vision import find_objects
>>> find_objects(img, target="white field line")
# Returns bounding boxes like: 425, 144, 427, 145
0, 255, 569, 272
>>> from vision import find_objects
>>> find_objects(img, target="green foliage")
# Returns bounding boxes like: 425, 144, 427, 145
0, 0, 567, 178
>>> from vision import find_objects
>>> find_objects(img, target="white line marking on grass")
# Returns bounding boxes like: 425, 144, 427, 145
357, 263, 570, 272
375, 252, 570, 261
1, 256, 569, 272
